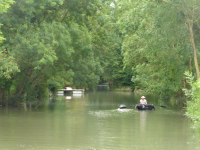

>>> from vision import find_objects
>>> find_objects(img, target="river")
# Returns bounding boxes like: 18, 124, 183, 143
0, 91, 199, 150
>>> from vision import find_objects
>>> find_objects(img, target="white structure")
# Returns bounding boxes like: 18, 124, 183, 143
57, 87, 84, 96
65, 87, 72, 90
73, 90, 84, 94
58, 91, 64, 94
57, 90, 64, 96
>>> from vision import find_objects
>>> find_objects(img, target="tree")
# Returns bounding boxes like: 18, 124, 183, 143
160, 0, 200, 79
0, 0, 17, 79
0, 0, 106, 104
117, 0, 192, 96
88, 0, 125, 90
0, 0, 19, 105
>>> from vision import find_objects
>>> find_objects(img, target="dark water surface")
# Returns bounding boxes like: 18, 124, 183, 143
0, 91, 199, 150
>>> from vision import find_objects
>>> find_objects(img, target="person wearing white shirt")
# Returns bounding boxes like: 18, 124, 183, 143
140, 96, 147, 105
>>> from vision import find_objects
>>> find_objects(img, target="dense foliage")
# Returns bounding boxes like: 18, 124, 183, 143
0, 0, 126, 105
116, 0, 198, 96
0, 0, 200, 125
183, 71, 200, 128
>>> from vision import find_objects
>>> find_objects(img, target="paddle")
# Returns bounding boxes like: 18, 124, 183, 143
157, 105, 166, 108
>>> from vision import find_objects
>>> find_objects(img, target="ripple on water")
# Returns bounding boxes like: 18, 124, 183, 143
88, 109, 134, 118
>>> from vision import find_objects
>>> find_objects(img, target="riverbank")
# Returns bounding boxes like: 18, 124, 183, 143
114, 86, 132, 92
114, 86, 145, 94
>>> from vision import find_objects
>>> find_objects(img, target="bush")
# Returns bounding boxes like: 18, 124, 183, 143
183, 71, 200, 128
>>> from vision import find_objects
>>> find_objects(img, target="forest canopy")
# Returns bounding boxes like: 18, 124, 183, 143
0, 0, 200, 108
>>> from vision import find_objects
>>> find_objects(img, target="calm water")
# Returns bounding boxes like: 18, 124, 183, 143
0, 91, 199, 150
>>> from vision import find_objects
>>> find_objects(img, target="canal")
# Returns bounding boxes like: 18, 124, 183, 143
0, 91, 199, 150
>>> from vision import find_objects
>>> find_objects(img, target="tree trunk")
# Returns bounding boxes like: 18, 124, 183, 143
160, 0, 200, 79
0, 88, 6, 106
108, 81, 113, 91
189, 58, 192, 73
186, 16, 200, 79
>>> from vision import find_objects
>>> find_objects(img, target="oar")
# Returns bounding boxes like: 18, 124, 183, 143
157, 105, 166, 108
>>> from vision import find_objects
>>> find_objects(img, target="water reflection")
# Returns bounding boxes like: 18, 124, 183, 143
139, 111, 147, 133
65, 96, 72, 100
73, 93, 84, 98
0, 91, 199, 150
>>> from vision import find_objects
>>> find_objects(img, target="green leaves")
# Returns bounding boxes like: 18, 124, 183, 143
0, 0, 14, 14
1, 0, 200, 104
183, 71, 200, 127
0, 0, 17, 80
117, 0, 193, 95
0, 0, 112, 101
0, 51, 19, 79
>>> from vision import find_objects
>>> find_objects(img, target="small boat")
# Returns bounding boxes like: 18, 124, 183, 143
135, 104, 155, 110
119, 104, 165, 110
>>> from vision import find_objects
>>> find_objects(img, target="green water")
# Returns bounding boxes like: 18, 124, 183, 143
0, 91, 199, 150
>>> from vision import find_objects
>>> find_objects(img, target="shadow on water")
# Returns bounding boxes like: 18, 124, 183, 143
96, 84, 110, 91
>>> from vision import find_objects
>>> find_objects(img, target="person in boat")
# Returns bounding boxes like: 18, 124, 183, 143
140, 96, 147, 106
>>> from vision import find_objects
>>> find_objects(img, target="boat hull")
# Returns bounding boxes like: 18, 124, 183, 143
135, 104, 155, 110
